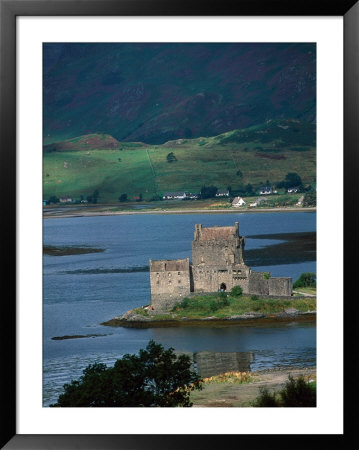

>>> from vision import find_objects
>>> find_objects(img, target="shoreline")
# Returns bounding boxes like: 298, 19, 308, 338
43, 205, 316, 219
101, 311, 316, 329
191, 365, 316, 407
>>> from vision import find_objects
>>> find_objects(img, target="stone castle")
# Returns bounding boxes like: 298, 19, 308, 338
149, 222, 292, 310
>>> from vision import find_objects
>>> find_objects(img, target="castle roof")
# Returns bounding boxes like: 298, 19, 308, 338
150, 258, 189, 272
196, 225, 237, 241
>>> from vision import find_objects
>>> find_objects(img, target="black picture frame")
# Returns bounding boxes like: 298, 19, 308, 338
1, 0, 356, 448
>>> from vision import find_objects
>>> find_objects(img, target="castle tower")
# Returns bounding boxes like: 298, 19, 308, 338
192, 221, 245, 266
191, 222, 250, 293
149, 258, 191, 310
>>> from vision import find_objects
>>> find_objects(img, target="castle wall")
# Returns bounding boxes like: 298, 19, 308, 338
268, 277, 293, 297
192, 264, 250, 293
248, 271, 271, 295
248, 272, 292, 296
149, 258, 191, 309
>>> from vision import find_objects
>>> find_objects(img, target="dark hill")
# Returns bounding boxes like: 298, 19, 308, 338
43, 43, 316, 145
43, 134, 122, 152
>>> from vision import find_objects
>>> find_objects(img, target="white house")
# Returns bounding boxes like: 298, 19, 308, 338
59, 196, 73, 203
232, 197, 246, 207
287, 187, 298, 193
215, 189, 230, 197
259, 186, 272, 195
162, 191, 187, 200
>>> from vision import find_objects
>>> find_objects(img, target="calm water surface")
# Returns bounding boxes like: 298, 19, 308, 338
43, 212, 316, 406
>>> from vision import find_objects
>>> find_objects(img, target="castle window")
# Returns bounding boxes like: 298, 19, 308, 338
178, 280, 181, 284
178, 272, 181, 275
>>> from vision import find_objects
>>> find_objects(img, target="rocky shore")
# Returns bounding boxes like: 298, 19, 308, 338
101, 307, 316, 328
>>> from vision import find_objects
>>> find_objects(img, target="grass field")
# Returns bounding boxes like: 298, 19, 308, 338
43, 120, 316, 203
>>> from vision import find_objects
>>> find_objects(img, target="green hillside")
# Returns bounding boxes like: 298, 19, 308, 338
43, 119, 316, 203
44, 43, 316, 145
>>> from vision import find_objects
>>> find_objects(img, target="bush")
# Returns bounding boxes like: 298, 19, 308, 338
250, 295, 259, 301
230, 285, 243, 297
293, 272, 316, 289
209, 300, 220, 312
50, 340, 202, 407
254, 375, 316, 407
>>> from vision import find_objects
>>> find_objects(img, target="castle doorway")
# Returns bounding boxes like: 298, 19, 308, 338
220, 283, 227, 292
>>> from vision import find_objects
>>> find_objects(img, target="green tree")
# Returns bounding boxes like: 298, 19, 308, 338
119, 193, 127, 202
277, 172, 303, 190
293, 272, 316, 289
50, 340, 202, 407
48, 196, 59, 204
166, 152, 177, 163
200, 185, 218, 199
92, 189, 99, 204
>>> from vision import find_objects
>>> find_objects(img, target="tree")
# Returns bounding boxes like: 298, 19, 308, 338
277, 172, 303, 190
200, 185, 218, 199
119, 193, 127, 202
293, 272, 316, 289
245, 184, 253, 195
92, 189, 99, 204
48, 196, 59, 204
50, 340, 202, 407
87, 189, 100, 204
166, 152, 177, 163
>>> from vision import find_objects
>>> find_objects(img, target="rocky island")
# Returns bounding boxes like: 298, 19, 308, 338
102, 222, 316, 329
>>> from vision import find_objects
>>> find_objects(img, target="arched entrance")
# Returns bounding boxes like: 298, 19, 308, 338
220, 283, 227, 292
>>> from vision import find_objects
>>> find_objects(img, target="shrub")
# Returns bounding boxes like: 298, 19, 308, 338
230, 285, 243, 297
209, 300, 220, 312
250, 295, 259, 301
263, 272, 270, 280
172, 298, 190, 311
220, 295, 230, 307
254, 388, 279, 407
254, 375, 316, 407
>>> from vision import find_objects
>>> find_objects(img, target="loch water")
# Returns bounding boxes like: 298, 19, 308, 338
43, 211, 316, 406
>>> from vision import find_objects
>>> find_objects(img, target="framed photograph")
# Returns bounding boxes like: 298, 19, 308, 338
1, 0, 355, 448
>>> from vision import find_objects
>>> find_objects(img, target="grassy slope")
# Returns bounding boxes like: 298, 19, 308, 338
43, 119, 316, 202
